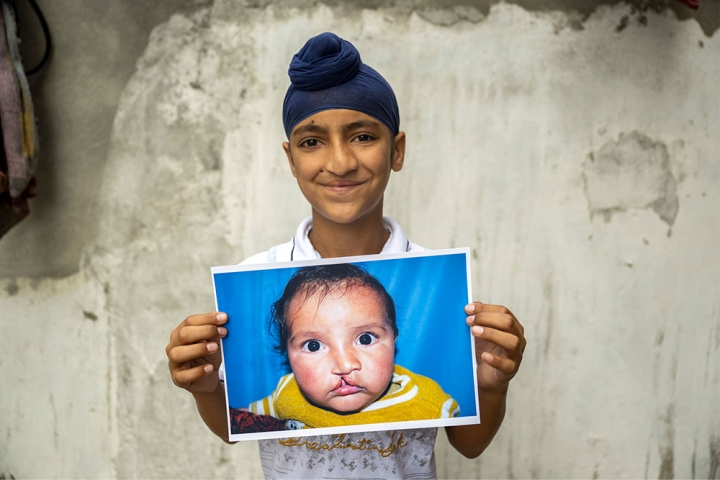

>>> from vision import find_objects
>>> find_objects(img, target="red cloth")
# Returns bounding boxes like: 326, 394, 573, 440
677, 0, 699, 8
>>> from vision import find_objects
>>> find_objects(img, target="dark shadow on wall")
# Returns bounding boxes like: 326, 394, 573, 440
0, 0, 209, 278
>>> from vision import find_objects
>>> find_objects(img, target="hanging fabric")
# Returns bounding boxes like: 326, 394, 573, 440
0, 0, 39, 239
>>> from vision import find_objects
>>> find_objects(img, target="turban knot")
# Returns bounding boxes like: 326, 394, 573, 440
282, 32, 400, 138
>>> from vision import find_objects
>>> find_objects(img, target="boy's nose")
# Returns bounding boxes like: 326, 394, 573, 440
326, 143, 359, 176
331, 348, 361, 375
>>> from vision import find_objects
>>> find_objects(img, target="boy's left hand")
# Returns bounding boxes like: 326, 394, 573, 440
465, 302, 526, 395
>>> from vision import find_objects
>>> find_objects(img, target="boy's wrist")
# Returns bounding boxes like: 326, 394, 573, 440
191, 382, 224, 398
478, 385, 509, 401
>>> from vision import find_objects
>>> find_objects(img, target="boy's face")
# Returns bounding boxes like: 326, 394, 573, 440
283, 109, 405, 226
286, 284, 396, 413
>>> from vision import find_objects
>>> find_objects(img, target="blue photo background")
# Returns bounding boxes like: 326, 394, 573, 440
214, 251, 476, 419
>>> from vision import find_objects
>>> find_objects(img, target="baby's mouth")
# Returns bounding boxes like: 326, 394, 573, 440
331, 377, 363, 396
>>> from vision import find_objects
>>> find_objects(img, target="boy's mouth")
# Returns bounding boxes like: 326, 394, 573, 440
322, 179, 365, 194
331, 377, 363, 396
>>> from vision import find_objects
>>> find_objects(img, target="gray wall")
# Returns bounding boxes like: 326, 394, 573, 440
1, 0, 718, 478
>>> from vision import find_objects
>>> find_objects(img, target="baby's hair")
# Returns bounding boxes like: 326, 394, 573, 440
270, 264, 397, 356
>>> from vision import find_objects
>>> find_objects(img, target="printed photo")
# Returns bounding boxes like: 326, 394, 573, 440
212, 248, 479, 442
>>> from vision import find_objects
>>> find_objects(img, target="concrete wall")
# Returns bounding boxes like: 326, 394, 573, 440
1, 0, 718, 478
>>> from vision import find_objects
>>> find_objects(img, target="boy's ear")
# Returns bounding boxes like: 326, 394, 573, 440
283, 141, 299, 178
391, 131, 406, 172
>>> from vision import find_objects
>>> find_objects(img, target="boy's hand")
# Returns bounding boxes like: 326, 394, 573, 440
166, 312, 228, 394
465, 302, 525, 395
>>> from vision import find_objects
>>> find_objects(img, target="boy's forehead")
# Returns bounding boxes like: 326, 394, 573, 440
290, 109, 387, 136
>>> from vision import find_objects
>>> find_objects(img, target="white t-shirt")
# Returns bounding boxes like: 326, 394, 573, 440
241, 217, 439, 480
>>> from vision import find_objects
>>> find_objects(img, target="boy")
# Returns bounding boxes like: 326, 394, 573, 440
166, 32, 526, 478
247, 263, 460, 430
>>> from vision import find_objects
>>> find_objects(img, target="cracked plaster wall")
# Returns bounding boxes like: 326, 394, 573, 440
1, 1, 718, 478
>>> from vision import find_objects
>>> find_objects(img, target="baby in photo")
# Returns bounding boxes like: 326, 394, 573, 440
248, 263, 460, 430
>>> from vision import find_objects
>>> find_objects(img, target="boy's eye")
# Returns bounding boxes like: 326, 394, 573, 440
354, 134, 373, 143
357, 333, 377, 345
300, 138, 319, 148
303, 340, 323, 352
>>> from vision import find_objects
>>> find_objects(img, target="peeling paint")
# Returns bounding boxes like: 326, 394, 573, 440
583, 131, 679, 230
225, 0, 718, 34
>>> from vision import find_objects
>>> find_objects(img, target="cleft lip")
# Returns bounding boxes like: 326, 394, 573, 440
330, 376, 363, 396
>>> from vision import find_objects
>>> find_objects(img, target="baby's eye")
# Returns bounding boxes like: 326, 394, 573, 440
357, 333, 377, 345
302, 340, 323, 352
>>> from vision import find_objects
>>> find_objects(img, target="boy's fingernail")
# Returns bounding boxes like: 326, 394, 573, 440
206, 342, 218, 352
465, 304, 476, 314
217, 327, 227, 336
472, 326, 484, 336
203, 364, 213, 373
216, 313, 228, 322
466, 315, 475, 325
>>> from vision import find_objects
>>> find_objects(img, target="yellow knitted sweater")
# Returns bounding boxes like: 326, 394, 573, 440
248, 364, 460, 429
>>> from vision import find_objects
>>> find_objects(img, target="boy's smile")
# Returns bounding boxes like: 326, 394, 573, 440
284, 109, 405, 228
285, 284, 396, 413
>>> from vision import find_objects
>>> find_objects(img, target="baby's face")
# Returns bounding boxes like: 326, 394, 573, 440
286, 285, 395, 413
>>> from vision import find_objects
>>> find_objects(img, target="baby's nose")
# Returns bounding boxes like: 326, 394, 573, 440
331, 349, 361, 375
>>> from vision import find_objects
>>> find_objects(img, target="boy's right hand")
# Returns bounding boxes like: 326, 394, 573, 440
166, 312, 228, 394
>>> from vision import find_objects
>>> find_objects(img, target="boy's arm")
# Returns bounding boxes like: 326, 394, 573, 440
193, 386, 230, 441
445, 302, 525, 458
166, 312, 231, 442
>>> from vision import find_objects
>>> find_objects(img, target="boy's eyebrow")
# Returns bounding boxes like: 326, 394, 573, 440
291, 119, 383, 137
343, 120, 382, 132
291, 123, 327, 137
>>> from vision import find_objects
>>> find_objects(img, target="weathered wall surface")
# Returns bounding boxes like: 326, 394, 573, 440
1, 1, 718, 478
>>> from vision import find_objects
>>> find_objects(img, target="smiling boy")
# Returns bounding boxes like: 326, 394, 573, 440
166, 32, 526, 478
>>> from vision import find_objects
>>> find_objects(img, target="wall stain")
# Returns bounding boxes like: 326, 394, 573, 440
691, 437, 696, 479
50, 392, 59, 451
83, 310, 98, 321
658, 404, 675, 479
543, 278, 553, 359
710, 434, 720, 479
582, 131, 679, 233
4, 280, 18, 296
616, 14, 630, 31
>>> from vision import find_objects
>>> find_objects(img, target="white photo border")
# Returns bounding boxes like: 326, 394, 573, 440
212, 247, 479, 442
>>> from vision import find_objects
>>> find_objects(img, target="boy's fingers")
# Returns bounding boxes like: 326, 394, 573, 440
167, 342, 219, 366
466, 311, 520, 334
172, 363, 213, 388
175, 324, 226, 347
481, 352, 520, 375
471, 326, 523, 354
184, 312, 228, 327
465, 302, 513, 316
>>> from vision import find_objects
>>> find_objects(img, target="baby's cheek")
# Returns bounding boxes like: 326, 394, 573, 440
292, 360, 321, 394
368, 348, 395, 384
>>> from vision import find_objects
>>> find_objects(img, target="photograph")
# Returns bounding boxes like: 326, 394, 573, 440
212, 248, 479, 442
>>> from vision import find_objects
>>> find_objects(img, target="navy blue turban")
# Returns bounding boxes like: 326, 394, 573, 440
282, 32, 400, 138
